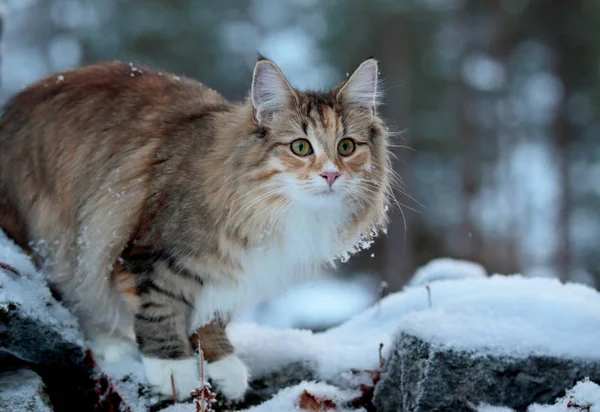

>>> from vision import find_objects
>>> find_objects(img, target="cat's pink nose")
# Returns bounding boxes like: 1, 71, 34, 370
320, 171, 341, 187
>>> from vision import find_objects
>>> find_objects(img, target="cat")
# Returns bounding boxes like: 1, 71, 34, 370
0, 57, 392, 401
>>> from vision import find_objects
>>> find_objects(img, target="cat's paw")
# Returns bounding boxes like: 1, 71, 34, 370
206, 355, 249, 401
142, 356, 200, 400
88, 336, 139, 362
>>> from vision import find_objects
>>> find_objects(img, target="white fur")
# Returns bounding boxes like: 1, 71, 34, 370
191, 202, 347, 329
206, 355, 249, 401
142, 356, 200, 401
88, 335, 139, 362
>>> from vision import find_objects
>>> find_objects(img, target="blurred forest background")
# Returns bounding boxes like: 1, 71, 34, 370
2, 0, 600, 329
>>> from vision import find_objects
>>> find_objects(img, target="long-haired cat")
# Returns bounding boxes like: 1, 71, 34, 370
0, 57, 391, 401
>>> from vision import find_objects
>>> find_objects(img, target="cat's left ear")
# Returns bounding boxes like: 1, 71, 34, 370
251, 59, 297, 124
336, 58, 380, 112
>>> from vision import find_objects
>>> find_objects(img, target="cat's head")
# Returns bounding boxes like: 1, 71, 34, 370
244, 57, 391, 222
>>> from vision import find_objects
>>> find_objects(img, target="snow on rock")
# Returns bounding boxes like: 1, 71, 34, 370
239, 382, 362, 412
231, 266, 600, 410
98, 258, 600, 411
159, 381, 362, 412
0, 231, 84, 365
0, 369, 53, 412
374, 331, 600, 411
476, 405, 516, 412
527, 378, 600, 412
343, 272, 600, 361
406, 257, 487, 287
95, 353, 161, 412
372, 271, 600, 411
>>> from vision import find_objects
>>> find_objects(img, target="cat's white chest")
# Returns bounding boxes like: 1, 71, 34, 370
189, 206, 345, 331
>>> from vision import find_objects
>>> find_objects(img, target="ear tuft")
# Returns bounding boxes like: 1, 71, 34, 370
337, 58, 380, 109
251, 60, 296, 124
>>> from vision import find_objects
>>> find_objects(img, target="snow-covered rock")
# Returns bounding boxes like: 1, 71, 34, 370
161, 382, 362, 412
0, 369, 53, 412
0, 231, 84, 365
3, 230, 600, 412
373, 274, 600, 411
376, 332, 600, 411
101, 265, 600, 411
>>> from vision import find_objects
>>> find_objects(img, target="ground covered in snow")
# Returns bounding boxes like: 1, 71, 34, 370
2, 227, 600, 411
95, 258, 600, 411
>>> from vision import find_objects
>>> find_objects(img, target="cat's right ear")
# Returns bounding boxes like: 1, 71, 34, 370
251, 59, 297, 124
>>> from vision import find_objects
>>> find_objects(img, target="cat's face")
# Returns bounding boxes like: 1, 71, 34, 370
249, 59, 390, 212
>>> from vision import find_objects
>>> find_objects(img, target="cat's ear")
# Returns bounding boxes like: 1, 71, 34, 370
337, 58, 380, 111
251, 59, 297, 124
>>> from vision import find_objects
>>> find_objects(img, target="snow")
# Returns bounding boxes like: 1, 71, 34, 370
398, 275, 600, 359
161, 382, 362, 412
240, 382, 362, 412
0, 369, 53, 412
233, 260, 600, 381
5, 243, 598, 411
95, 353, 161, 412
239, 273, 377, 330
476, 405, 516, 412
95, 257, 600, 410
406, 257, 487, 286
0, 230, 83, 347
476, 379, 600, 412
527, 379, 600, 412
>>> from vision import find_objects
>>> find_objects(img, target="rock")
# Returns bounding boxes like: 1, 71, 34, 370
0, 300, 85, 366
0, 232, 99, 411
0, 369, 53, 411
374, 332, 600, 412
236, 360, 318, 409
0, 232, 85, 366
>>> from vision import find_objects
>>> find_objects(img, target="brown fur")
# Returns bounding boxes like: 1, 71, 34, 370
0, 58, 391, 398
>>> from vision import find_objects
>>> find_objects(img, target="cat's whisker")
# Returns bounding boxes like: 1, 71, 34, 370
214, 183, 277, 225
260, 197, 293, 230
357, 183, 424, 214
227, 186, 286, 224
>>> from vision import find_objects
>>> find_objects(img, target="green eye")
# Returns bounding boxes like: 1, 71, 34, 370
291, 139, 312, 156
337, 138, 355, 156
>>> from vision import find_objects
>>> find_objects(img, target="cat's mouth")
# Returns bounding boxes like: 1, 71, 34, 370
314, 188, 336, 196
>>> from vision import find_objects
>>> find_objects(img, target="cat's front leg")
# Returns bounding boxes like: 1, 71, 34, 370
135, 274, 200, 400
191, 318, 249, 401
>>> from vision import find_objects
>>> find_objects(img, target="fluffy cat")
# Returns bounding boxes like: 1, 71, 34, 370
0, 57, 391, 400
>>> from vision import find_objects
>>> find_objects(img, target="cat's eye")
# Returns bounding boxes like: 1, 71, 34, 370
337, 138, 355, 156
291, 139, 312, 157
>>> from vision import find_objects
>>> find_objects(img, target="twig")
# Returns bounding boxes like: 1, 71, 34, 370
425, 285, 432, 308
199, 344, 205, 411
378, 343, 385, 368
170, 373, 178, 403
0, 262, 19, 277
192, 332, 216, 412
375, 281, 388, 315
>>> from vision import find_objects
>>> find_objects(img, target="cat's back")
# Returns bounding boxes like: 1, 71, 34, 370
0, 61, 229, 244
0, 61, 229, 190
0, 61, 227, 146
